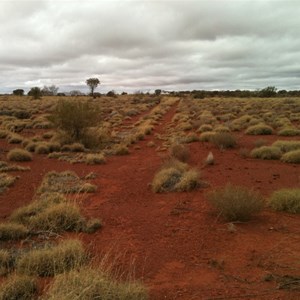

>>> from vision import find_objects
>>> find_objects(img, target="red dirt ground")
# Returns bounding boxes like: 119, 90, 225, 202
0, 102, 299, 299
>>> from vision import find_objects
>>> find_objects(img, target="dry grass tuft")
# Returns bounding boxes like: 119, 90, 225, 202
211, 132, 236, 149
0, 223, 28, 241
16, 239, 87, 276
37, 171, 97, 194
0, 275, 37, 300
43, 267, 148, 300
7, 148, 32, 162
268, 188, 300, 213
0, 173, 17, 194
86, 153, 106, 165
152, 159, 201, 193
169, 143, 190, 162
245, 124, 273, 135
251, 146, 282, 160
207, 184, 264, 221
281, 149, 300, 164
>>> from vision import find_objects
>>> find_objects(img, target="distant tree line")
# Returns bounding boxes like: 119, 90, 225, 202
169, 86, 300, 98
9, 84, 300, 99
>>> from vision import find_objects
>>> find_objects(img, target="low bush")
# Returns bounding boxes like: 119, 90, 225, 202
268, 188, 300, 213
0, 275, 37, 300
43, 267, 148, 300
211, 132, 236, 149
245, 124, 273, 135
48, 100, 101, 143
16, 239, 87, 276
250, 146, 282, 160
207, 184, 264, 221
170, 144, 190, 162
7, 148, 32, 162
281, 149, 300, 164
0, 223, 28, 241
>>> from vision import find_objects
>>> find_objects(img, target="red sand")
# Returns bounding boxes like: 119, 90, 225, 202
0, 104, 299, 299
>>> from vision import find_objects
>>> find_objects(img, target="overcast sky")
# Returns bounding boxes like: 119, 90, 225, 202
1, 0, 300, 94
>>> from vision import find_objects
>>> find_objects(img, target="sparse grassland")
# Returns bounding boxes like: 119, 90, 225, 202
0, 94, 299, 299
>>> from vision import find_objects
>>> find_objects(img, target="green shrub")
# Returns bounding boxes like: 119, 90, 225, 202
7, 148, 32, 162
0, 275, 37, 300
43, 267, 148, 300
245, 124, 273, 135
0, 223, 28, 241
207, 184, 264, 221
281, 149, 300, 164
16, 239, 87, 276
272, 140, 300, 153
48, 100, 101, 145
268, 189, 300, 213
211, 132, 236, 149
251, 146, 282, 160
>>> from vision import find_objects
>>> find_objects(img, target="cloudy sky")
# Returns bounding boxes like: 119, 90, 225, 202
1, 0, 300, 94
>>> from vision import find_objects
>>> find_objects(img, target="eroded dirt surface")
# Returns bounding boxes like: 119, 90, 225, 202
0, 102, 299, 299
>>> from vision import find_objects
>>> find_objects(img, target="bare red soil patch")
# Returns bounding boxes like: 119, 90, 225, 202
0, 102, 299, 299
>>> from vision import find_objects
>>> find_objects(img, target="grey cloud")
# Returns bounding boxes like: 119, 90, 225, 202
0, 0, 300, 93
